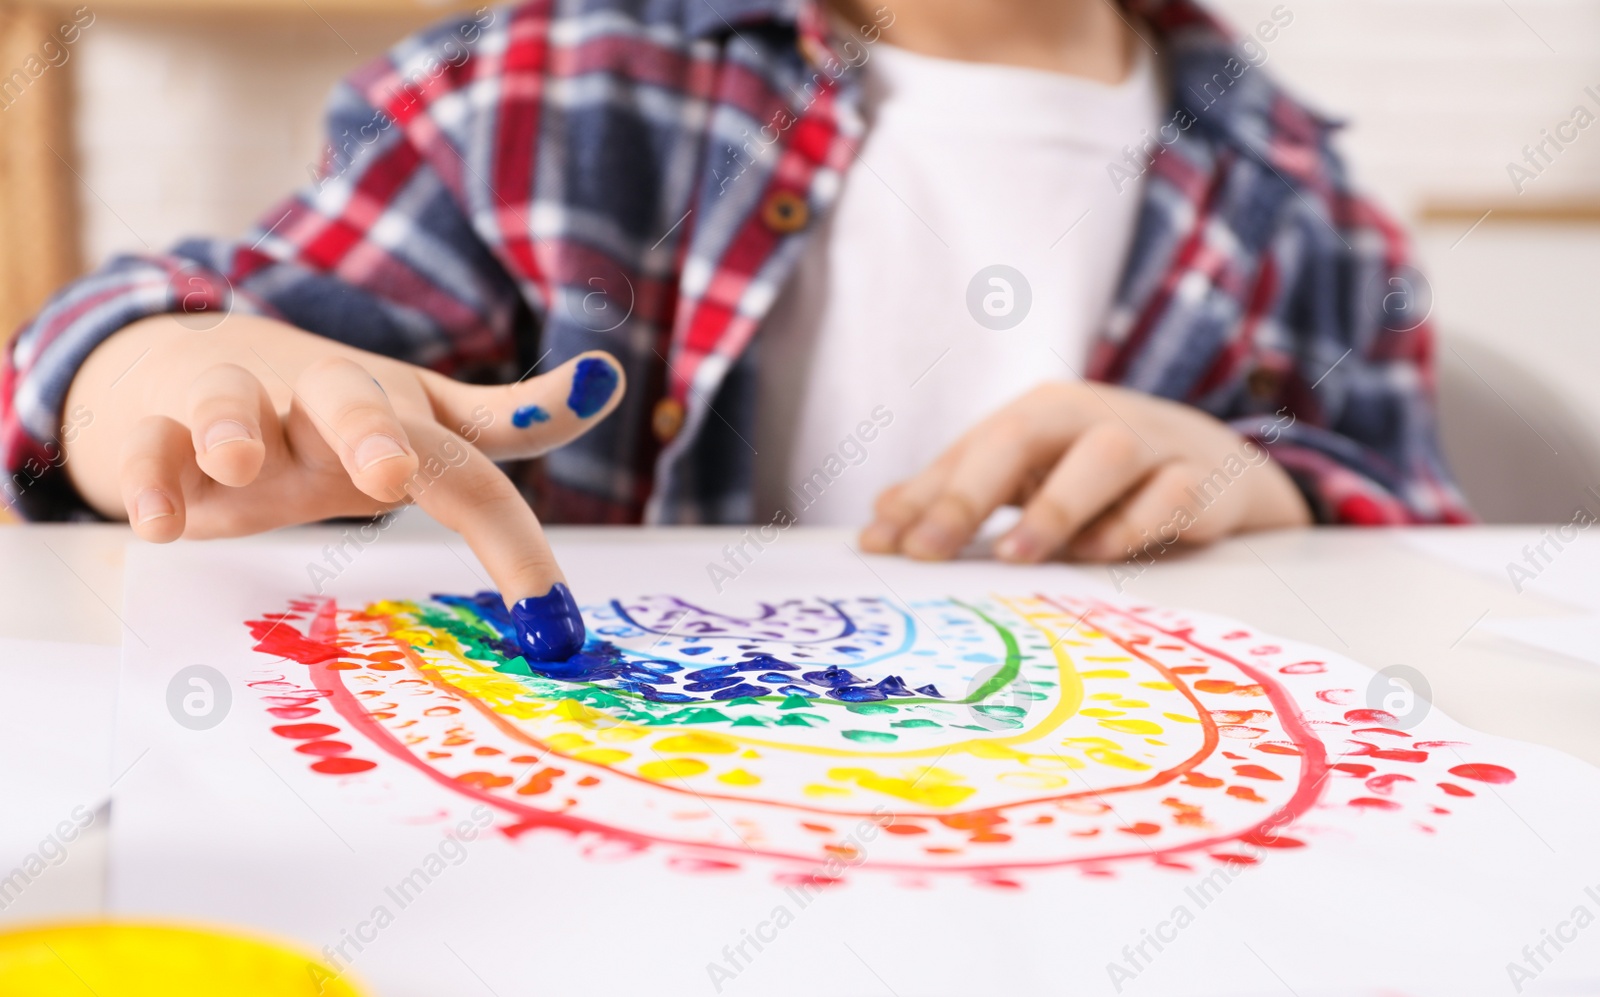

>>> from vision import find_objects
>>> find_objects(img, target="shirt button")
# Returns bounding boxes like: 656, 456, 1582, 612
1246, 367, 1282, 400
652, 397, 685, 443
761, 190, 809, 234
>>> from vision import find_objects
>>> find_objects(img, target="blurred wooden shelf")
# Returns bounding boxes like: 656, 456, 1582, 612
1419, 200, 1600, 225
1, 0, 470, 346
0, 3, 80, 346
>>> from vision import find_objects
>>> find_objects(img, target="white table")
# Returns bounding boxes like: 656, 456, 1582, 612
3, 520, 1598, 922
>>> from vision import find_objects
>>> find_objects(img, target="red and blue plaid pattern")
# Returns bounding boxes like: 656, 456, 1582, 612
1, 0, 1472, 526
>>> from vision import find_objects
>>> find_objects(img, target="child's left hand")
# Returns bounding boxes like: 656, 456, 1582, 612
859, 382, 1311, 563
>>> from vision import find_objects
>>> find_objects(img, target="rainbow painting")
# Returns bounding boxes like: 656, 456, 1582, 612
244, 591, 1516, 885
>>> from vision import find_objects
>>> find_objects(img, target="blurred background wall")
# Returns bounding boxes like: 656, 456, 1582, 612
9, 0, 1600, 516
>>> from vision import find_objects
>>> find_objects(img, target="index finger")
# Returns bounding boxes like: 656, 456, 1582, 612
402, 419, 585, 662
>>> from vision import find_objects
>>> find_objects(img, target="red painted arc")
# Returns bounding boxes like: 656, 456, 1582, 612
254, 597, 1335, 874
1084, 601, 1333, 844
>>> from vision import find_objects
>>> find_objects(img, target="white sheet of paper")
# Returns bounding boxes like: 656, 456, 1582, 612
0, 637, 117, 916
111, 538, 1600, 997
1400, 527, 1600, 613
1482, 615, 1600, 671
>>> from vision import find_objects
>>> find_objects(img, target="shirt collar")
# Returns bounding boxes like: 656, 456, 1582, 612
684, 0, 1336, 182
683, 0, 804, 39
1131, 0, 1338, 182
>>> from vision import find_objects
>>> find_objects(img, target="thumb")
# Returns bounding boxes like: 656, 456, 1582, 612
418, 351, 626, 461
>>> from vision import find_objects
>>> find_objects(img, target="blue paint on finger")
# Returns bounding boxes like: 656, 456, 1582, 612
510, 582, 587, 661
511, 405, 551, 428
567, 357, 620, 418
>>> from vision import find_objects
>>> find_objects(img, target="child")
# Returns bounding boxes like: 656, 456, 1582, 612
0, 0, 1469, 659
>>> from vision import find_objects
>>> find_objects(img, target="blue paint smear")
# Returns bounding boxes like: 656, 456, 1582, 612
743, 653, 798, 671
685, 665, 740, 681
711, 682, 769, 700
508, 583, 588, 662
802, 665, 864, 688
433, 591, 949, 705
624, 683, 696, 703
685, 676, 743, 692
511, 405, 550, 428
520, 641, 682, 685
567, 357, 619, 417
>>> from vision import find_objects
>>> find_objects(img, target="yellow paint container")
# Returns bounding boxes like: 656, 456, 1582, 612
0, 921, 365, 996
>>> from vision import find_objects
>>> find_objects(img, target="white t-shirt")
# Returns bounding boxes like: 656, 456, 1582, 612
752, 40, 1163, 525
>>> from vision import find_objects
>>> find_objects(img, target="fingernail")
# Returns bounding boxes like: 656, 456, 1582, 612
567, 357, 620, 418
905, 521, 957, 559
354, 434, 406, 471
510, 582, 587, 662
203, 419, 252, 453
996, 527, 1043, 563
134, 489, 174, 524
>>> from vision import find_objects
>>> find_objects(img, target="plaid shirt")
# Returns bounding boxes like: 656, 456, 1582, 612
1, 0, 1472, 526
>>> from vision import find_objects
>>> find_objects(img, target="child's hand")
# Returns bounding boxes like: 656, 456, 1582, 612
63, 314, 624, 658
859, 382, 1311, 563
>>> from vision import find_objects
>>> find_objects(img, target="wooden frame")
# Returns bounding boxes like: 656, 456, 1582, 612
0, 2, 81, 347
1418, 200, 1600, 226
0, 0, 475, 344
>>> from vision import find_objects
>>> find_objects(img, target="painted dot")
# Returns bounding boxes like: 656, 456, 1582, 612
998, 771, 1068, 789
639, 758, 710, 780
1231, 764, 1282, 781
1098, 718, 1163, 735
567, 357, 620, 417
803, 785, 853, 798
846, 703, 898, 715
310, 757, 376, 775
655, 732, 738, 754
975, 705, 1026, 718
1085, 747, 1149, 771
572, 747, 631, 764
841, 730, 898, 744
272, 723, 340, 740
457, 771, 515, 789
1448, 763, 1516, 785
1023, 754, 1080, 770
512, 404, 551, 428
